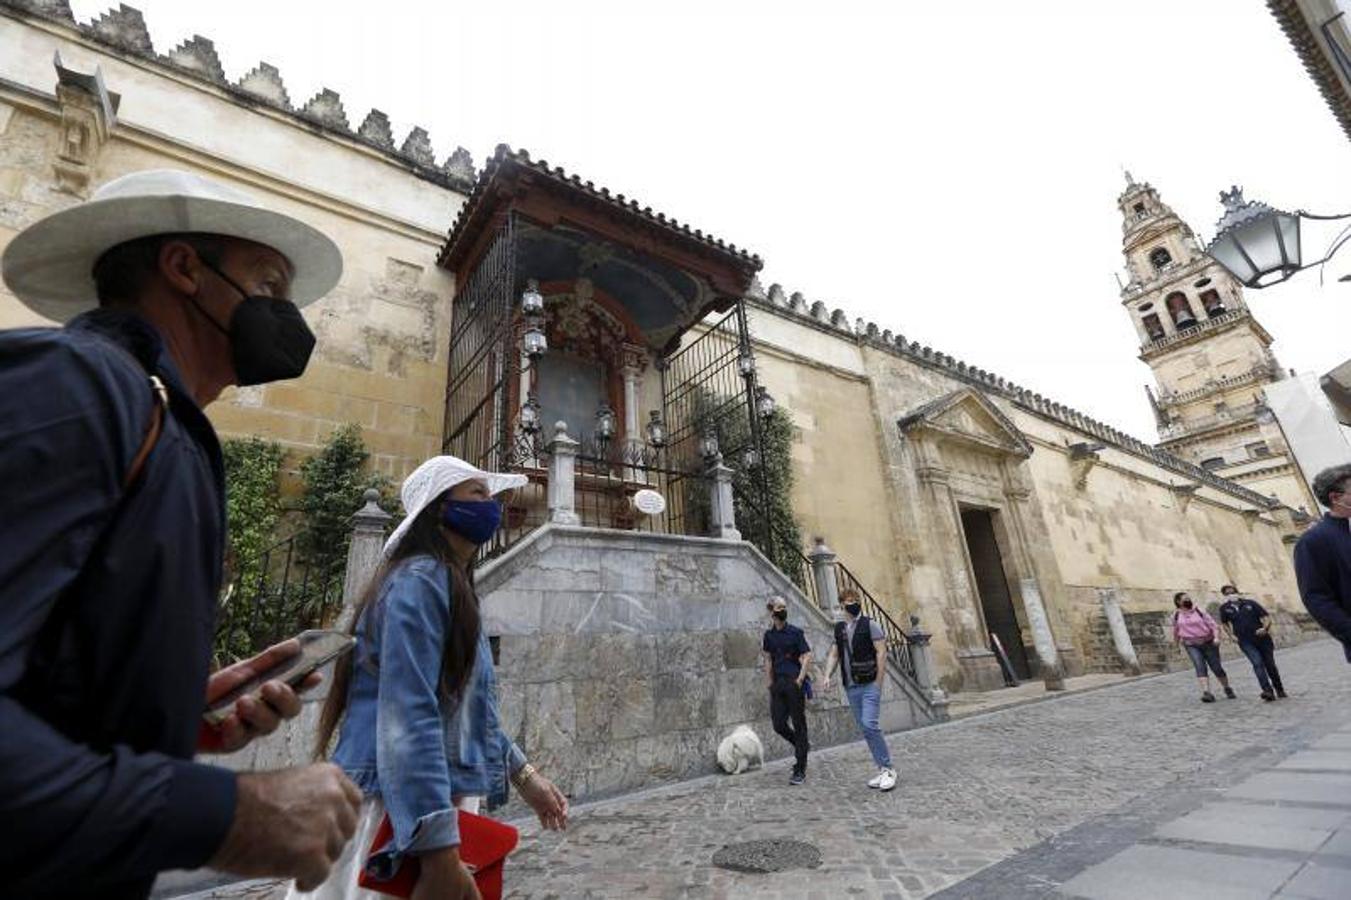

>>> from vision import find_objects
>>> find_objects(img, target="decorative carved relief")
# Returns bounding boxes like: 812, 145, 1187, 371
51, 53, 119, 197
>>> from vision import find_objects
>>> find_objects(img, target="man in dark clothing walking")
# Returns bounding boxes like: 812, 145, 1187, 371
762, 596, 812, 784
0, 170, 361, 898
1218, 585, 1286, 701
1294, 464, 1351, 663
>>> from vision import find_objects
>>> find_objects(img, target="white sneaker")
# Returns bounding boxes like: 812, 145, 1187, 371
876, 768, 897, 792
867, 769, 886, 789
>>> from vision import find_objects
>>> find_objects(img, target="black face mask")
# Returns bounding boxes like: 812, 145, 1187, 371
772, 610, 787, 622
1181, 600, 1193, 610
195, 261, 316, 386
844, 602, 862, 617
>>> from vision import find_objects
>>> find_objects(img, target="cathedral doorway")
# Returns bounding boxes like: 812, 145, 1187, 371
960, 507, 1031, 681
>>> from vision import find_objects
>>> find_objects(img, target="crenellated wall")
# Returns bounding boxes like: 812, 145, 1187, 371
0, 2, 470, 479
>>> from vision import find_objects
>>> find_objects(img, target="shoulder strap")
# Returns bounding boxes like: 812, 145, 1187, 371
121, 374, 168, 490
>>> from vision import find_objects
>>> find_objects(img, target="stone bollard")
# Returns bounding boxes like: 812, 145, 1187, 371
1098, 587, 1142, 676
1019, 577, 1066, 691
707, 453, 741, 541
907, 616, 949, 715
339, 488, 391, 625
547, 421, 581, 525
807, 536, 840, 611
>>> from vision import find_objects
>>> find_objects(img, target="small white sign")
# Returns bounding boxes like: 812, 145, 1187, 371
632, 489, 667, 516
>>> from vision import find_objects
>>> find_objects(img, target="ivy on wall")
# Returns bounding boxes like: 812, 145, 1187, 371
221, 436, 285, 594
298, 423, 396, 577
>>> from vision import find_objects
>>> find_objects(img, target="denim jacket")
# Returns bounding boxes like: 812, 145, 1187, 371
331, 555, 526, 870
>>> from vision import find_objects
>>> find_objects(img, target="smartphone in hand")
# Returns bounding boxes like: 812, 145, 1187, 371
202, 630, 354, 726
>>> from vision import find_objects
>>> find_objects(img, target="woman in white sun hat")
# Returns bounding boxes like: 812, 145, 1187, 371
303, 455, 568, 899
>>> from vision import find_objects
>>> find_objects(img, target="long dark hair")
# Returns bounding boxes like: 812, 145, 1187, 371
314, 493, 480, 759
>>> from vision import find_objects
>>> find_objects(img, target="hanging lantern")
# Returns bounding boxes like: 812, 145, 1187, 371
520, 278, 544, 316
743, 448, 760, 469
645, 410, 668, 448
1204, 187, 1302, 288
756, 385, 777, 419
737, 350, 757, 378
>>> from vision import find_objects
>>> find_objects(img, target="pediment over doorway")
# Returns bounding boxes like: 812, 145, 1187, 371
898, 388, 1033, 458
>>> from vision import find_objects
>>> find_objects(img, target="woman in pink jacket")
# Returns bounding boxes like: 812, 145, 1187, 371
1173, 592, 1235, 703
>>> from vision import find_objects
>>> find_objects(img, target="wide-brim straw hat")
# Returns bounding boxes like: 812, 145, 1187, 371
382, 455, 528, 560
1, 169, 343, 322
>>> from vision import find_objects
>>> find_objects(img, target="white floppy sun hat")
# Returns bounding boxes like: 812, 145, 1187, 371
382, 455, 528, 559
1, 168, 343, 322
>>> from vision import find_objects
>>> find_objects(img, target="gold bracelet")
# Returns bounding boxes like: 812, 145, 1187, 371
511, 762, 537, 789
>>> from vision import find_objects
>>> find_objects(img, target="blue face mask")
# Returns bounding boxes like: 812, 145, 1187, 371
441, 498, 502, 544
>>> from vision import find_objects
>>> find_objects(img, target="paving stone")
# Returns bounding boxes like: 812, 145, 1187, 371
1059, 844, 1300, 900
1154, 801, 1341, 853
1275, 750, 1351, 772
1227, 772, 1351, 806
1310, 732, 1351, 751
1277, 860, 1351, 899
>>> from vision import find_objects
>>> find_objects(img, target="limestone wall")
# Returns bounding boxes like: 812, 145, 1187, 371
0, 10, 466, 479
476, 525, 925, 802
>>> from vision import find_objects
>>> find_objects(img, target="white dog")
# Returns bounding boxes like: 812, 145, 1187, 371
716, 724, 765, 775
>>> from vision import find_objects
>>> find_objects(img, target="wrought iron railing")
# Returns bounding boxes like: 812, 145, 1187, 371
214, 530, 349, 664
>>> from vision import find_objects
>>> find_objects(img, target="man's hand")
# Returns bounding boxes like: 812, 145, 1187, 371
199, 639, 323, 753
519, 773, 569, 831
209, 764, 363, 891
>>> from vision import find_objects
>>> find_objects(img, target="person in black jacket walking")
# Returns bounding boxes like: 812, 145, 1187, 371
762, 596, 812, 785
0, 170, 361, 898
1294, 464, 1351, 663
1218, 585, 1286, 701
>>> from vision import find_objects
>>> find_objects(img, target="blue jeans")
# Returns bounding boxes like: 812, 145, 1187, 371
1237, 636, 1284, 694
1184, 642, 1227, 679
845, 682, 892, 769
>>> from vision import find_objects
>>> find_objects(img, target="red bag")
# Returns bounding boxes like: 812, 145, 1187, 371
357, 810, 519, 899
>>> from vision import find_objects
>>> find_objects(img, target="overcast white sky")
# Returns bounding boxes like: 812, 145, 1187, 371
67, 0, 1351, 440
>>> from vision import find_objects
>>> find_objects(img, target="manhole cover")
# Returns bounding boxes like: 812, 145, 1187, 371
711, 839, 822, 874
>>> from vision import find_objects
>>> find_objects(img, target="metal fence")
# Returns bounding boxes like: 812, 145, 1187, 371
214, 531, 349, 664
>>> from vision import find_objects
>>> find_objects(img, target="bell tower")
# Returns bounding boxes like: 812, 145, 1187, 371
1116, 174, 1314, 512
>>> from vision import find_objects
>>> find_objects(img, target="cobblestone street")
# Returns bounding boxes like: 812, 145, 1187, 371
503, 640, 1351, 899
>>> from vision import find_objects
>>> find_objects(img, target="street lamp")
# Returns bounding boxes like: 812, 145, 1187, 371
594, 402, 616, 443
755, 385, 776, 419
743, 448, 760, 469
1205, 187, 1302, 288
521, 323, 547, 358
645, 410, 668, 448
520, 278, 544, 316
520, 393, 541, 434
699, 429, 720, 462
737, 349, 756, 378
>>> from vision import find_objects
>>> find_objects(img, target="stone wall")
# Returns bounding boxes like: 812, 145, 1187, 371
0, 8, 466, 480
476, 525, 929, 803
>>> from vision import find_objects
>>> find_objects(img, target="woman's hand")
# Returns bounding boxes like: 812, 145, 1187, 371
518, 773, 569, 831
413, 847, 480, 900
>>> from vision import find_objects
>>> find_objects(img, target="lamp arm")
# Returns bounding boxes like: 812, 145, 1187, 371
1295, 209, 1351, 221
1316, 225, 1351, 287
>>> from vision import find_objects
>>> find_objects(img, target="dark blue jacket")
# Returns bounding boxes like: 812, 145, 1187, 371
0, 309, 236, 898
1293, 513, 1351, 661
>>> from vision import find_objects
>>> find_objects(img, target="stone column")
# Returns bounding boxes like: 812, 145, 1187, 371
621, 361, 643, 480
547, 422, 581, 525
708, 454, 741, 541
1019, 577, 1065, 690
906, 618, 950, 715
807, 536, 840, 611
339, 488, 391, 627
1098, 587, 1142, 676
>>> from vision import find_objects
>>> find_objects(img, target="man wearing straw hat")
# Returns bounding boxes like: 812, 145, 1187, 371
0, 171, 363, 898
